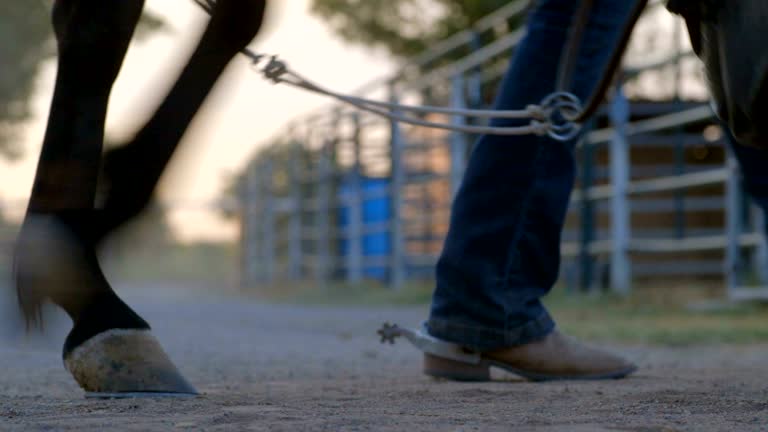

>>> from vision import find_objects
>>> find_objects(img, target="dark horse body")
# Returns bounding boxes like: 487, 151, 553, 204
13, 0, 768, 395
669, 0, 768, 146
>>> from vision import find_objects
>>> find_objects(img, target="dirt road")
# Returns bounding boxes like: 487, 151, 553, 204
2, 283, 768, 431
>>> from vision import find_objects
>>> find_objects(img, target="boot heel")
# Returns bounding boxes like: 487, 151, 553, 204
423, 353, 490, 381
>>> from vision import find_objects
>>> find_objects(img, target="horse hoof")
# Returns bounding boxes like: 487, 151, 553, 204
64, 329, 198, 397
84, 392, 198, 399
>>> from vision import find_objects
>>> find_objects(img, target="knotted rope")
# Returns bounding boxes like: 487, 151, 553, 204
191, 0, 583, 141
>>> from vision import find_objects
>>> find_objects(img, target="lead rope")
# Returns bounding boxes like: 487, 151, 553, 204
190, 0, 642, 141
559, 0, 649, 123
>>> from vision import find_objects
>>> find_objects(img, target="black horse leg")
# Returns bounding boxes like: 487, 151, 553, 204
15, 0, 266, 396
16, 0, 145, 328
95, 0, 267, 241
14, 0, 199, 395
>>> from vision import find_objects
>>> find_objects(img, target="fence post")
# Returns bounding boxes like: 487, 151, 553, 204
262, 154, 276, 284
241, 161, 261, 288
608, 85, 631, 295
672, 18, 688, 240
450, 74, 468, 199
467, 31, 483, 109
315, 138, 336, 284
316, 123, 336, 287
389, 82, 406, 288
751, 203, 768, 284
578, 138, 595, 292
724, 146, 743, 296
347, 113, 364, 283
288, 137, 303, 281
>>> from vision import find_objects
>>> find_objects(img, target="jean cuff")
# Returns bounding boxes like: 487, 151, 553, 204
426, 312, 556, 352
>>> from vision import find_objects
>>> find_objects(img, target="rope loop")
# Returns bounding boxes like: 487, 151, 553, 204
540, 92, 583, 141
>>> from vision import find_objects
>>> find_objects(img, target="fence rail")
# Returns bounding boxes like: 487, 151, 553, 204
237, 1, 768, 300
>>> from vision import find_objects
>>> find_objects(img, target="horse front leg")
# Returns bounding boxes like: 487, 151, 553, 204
14, 0, 196, 396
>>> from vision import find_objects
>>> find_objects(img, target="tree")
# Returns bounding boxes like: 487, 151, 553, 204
0, 2, 50, 160
0, 3, 165, 160
310, 0, 521, 60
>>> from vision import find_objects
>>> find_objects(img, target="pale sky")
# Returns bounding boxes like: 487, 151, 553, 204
3, 0, 396, 241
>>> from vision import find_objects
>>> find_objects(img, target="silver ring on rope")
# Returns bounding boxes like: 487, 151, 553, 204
540, 92, 583, 141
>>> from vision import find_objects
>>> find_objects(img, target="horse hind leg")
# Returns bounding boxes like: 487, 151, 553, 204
14, 0, 195, 396
94, 0, 267, 240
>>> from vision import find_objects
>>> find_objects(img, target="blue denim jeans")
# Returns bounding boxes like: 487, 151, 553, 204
428, 0, 768, 352
728, 132, 768, 232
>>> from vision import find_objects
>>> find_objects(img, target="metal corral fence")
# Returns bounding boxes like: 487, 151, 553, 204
236, 0, 768, 300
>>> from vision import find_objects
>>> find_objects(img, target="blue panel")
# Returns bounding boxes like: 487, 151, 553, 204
337, 175, 392, 281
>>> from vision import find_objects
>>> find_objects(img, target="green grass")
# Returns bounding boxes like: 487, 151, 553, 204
246, 280, 768, 346
101, 242, 239, 284
546, 286, 768, 346
248, 280, 435, 306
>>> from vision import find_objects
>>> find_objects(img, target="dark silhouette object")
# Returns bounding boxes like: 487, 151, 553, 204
669, 0, 768, 147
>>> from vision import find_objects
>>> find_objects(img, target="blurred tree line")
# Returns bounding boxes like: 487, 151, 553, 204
310, 0, 523, 59
0, 2, 50, 160
1, 3, 171, 243
0, 2, 165, 161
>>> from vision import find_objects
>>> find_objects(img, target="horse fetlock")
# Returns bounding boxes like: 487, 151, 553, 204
14, 213, 93, 327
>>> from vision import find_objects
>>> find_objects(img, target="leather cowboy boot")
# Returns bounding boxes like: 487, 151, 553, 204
423, 331, 636, 382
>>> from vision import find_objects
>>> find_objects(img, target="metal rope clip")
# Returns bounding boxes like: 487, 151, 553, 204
540, 92, 583, 142
262, 55, 288, 83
